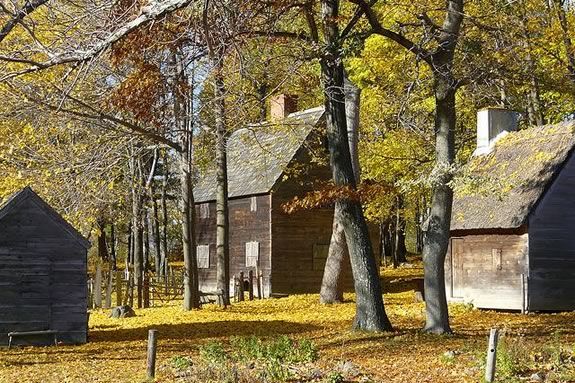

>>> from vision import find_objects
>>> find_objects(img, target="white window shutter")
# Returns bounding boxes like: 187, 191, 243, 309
197, 245, 210, 269
245, 241, 259, 267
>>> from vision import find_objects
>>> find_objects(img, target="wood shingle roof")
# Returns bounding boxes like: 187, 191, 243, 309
194, 107, 325, 203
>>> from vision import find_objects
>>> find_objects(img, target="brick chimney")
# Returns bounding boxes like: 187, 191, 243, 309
474, 107, 519, 155
270, 94, 298, 120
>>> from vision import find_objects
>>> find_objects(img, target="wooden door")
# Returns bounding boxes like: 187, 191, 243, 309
451, 238, 464, 298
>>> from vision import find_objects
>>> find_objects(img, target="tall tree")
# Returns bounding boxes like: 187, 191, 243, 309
353, 0, 464, 333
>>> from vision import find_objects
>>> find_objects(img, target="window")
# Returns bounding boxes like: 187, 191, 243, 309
199, 203, 210, 219
492, 248, 502, 271
250, 196, 257, 212
245, 241, 259, 267
313, 244, 330, 271
197, 245, 210, 269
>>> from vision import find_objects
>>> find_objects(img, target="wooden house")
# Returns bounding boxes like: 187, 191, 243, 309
194, 99, 372, 297
446, 108, 575, 311
0, 187, 90, 346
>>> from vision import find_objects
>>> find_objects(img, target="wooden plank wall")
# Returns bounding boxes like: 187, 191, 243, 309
444, 234, 528, 310
529, 153, 575, 311
270, 142, 357, 295
0, 198, 87, 345
195, 194, 271, 296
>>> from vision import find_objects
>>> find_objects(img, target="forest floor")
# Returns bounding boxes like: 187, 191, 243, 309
1, 259, 575, 383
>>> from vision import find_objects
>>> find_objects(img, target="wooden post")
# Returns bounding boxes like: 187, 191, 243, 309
521, 273, 527, 314
258, 270, 263, 299
485, 328, 499, 382
238, 271, 245, 302
87, 278, 94, 308
234, 276, 240, 302
146, 329, 158, 379
115, 271, 122, 307
255, 266, 261, 298
94, 263, 103, 308
248, 270, 254, 301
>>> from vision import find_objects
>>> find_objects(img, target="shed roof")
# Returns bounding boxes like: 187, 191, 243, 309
451, 121, 575, 231
0, 186, 91, 248
194, 107, 325, 203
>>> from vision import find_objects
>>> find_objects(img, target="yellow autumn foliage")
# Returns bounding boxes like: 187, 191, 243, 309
1, 262, 575, 382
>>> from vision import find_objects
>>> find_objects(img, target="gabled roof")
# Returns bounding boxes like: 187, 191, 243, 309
0, 186, 91, 248
194, 107, 325, 203
451, 121, 575, 230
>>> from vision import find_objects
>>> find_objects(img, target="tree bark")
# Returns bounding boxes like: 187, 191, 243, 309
422, 73, 455, 334
173, 51, 200, 310
179, 148, 200, 310
554, 0, 575, 85
394, 195, 407, 264
151, 195, 162, 276
319, 72, 362, 304
214, 60, 231, 306
97, 218, 109, 262
109, 223, 117, 270
160, 151, 169, 276
319, 0, 392, 332
320, 204, 347, 303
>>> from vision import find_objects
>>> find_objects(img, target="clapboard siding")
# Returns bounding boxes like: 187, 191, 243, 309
195, 194, 272, 296
0, 189, 88, 345
528, 152, 575, 311
445, 234, 528, 310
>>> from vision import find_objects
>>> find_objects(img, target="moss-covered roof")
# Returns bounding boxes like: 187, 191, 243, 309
451, 121, 575, 230
194, 107, 325, 203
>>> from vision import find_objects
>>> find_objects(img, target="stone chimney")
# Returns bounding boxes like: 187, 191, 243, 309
270, 94, 298, 120
474, 107, 519, 155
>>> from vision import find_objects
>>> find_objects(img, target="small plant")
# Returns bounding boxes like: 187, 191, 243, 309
295, 338, 319, 363
170, 355, 192, 370
491, 336, 529, 382
199, 340, 228, 364
325, 371, 345, 383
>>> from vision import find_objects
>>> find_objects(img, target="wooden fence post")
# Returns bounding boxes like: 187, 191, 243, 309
94, 264, 102, 308
248, 270, 254, 301
147, 329, 158, 379
87, 278, 94, 308
238, 272, 245, 302
258, 270, 263, 299
485, 328, 499, 382
115, 271, 122, 307
233, 276, 239, 302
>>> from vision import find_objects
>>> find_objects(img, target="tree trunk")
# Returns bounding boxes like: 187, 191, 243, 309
423, 74, 455, 334
172, 51, 200, 310
214, 60, 231, 306
554, 0, 575, 85
320, 204, 346, 303
320, 0, 392, 332
160, 152, 169, 276
179, 148, 200, 310
127, 222, 133, 268
109, 223, 117, 271
394, 195, 407, 264
151, 195, 162, 276
319, 72, 361, 304
97, 218, 109, 262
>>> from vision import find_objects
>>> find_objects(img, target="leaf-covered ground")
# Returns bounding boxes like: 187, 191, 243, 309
1, 262, 575, 382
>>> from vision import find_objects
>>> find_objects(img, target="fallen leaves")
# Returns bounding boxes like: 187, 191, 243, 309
1, 261, 574, 382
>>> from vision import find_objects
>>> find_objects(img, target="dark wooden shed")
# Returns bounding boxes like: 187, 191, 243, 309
194, 106, 378, 297
447, 108, 575, 311
0, 187, 90, 345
